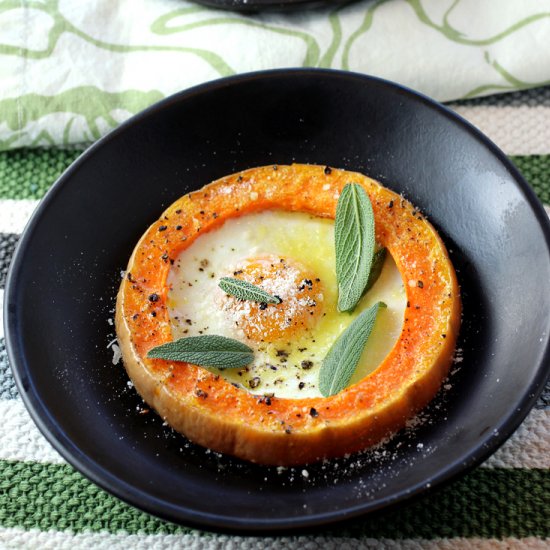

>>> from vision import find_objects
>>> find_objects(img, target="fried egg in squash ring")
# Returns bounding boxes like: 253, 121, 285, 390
115, 164, 460, 466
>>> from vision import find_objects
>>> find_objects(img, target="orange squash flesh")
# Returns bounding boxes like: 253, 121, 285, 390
115, 164, 460, 466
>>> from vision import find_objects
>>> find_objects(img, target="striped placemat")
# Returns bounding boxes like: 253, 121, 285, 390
0, 89, 549, 548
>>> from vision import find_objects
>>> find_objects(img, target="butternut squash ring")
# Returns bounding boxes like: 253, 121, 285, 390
116, 164, 460, 466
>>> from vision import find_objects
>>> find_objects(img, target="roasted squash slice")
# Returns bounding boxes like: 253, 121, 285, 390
115, 164, 460, 465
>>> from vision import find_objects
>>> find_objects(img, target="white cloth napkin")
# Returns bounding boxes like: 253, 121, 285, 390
1, 0, 549, 149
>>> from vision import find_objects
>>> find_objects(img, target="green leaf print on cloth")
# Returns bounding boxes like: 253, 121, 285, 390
0, 88, 164, 147
0, 0, 549, 149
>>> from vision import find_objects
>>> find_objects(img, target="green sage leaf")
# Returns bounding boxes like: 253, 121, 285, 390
219, 277, 282, 304
147, 335, 254, 369
335, 183, 376, 312
364, 247, 387, 294
319, 302, 386, 397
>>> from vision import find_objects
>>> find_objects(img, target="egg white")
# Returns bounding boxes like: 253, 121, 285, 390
167, 210, 406, 398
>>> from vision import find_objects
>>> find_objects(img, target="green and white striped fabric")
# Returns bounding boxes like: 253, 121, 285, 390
0, 86, 549, 548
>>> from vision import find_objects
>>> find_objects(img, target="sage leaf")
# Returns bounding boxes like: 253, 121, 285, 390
319, 302, 386, 397
335, 183, 376, 312
147, 335, 254, 369
219, 277, 281, 304
364, 247, 387, 294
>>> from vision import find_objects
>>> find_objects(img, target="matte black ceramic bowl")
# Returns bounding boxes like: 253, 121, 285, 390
191, 0, 350, 11
5, 69, 550, 534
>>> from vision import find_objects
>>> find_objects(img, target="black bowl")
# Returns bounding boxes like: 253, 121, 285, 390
5, 69, 550, 534
191, 0, 351, 12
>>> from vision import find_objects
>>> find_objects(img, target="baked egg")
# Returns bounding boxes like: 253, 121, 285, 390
167, 210, 406, 398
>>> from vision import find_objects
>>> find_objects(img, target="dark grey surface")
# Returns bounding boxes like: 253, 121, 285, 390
450, 85, 550, 107
0, 233, 18, 289
5, 69, 550, 533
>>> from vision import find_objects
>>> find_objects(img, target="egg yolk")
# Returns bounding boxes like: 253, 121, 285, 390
219, 256, 324, 343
